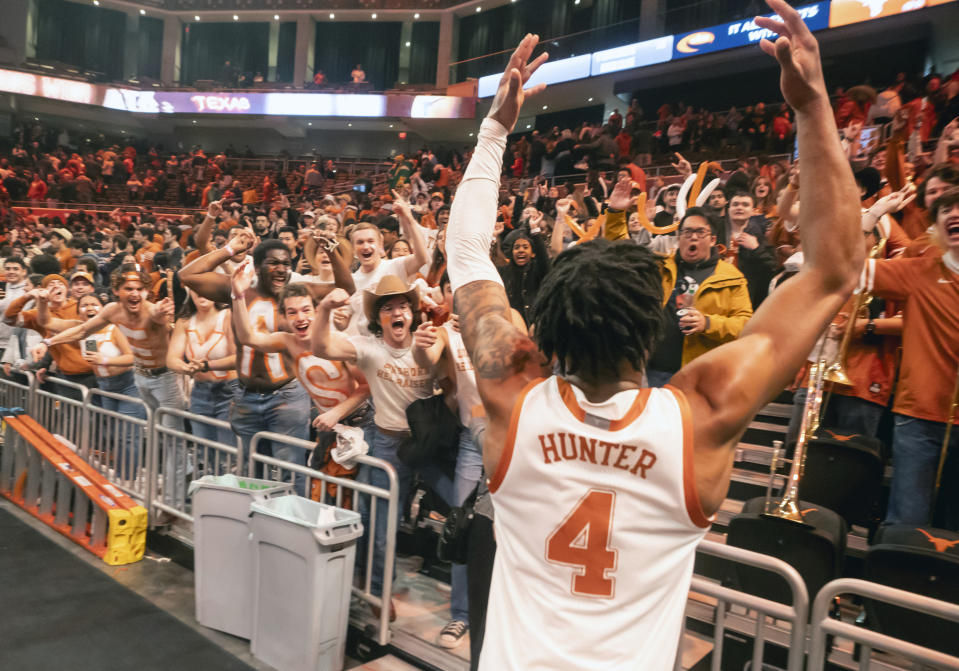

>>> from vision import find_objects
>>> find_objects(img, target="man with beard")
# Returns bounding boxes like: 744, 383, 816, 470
311, 276, 439, 620
644, 208, 753, 387
179, 230, 354, 493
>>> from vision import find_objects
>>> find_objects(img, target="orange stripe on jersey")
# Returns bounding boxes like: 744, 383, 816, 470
665, 384, 711, 529
556, 378, 651, 431
488, 377, 544, 494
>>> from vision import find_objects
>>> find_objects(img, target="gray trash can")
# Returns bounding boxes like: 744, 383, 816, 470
190, 474, 294, 638
249, 495, 363, 671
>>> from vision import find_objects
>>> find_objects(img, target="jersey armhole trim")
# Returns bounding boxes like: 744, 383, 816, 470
665, 384, 712, 529
487, 376, 544, 494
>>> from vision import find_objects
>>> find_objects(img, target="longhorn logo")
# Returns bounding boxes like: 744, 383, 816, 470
917, 528, 959, 553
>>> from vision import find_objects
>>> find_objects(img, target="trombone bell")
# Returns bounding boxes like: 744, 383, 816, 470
823, 361, 853, 386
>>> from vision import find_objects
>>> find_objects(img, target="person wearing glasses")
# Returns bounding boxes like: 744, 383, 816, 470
644, 207, 753, 387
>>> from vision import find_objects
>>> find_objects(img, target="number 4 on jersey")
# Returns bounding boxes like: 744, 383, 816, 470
545, 489, 617, 598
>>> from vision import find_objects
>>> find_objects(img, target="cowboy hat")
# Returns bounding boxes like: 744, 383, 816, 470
363, 275, 419, 325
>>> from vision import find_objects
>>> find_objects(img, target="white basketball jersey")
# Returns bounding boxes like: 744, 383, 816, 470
480, 376, 711, 671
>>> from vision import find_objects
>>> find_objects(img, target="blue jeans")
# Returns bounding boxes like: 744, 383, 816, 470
886, 414, 959, 526
190, 379, 238, 447
450, 429, 484, 624
645, 368, 674, 388
230, 379, 311, 495
96, 370, 147, 481
135, 370, 188, 505
787, 388, 884, 447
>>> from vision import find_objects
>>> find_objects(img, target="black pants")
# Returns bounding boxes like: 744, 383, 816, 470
467, 515, 496, 671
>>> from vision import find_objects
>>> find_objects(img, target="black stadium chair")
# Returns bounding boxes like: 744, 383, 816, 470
864, 524, 959, 656
797, 433, 885, 533
726, 497, 847, 608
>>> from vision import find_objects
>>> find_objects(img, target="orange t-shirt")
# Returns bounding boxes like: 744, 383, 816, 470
135, 242, 162, 273
904, 230, 943, 259
826, 294, 899, 407
21, 302, 93, 375
57, 248, 76, 273
870, 255, 959, 423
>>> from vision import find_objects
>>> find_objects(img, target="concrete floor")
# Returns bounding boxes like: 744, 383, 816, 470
0, 499, 431, 671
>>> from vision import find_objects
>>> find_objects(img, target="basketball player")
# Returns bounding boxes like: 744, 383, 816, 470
445, 6, 863, 669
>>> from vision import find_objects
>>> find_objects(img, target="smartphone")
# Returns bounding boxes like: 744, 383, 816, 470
85, 338, 97, 353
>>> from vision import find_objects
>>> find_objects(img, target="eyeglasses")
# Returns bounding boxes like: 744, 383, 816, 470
679, 229, 712, 240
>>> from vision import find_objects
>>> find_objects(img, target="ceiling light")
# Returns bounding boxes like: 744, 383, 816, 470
405, 41, 411, 47
194, 15, 200, 20
232, 14, 238, 20
469, 132, 474, 136
588, 97, 593, 102
307, 122, 312, 126
348, 123, 353, 127
92, 0, 99, 5
526, 124, 531, 129
139, 8, 145, 14
274, 14, 279, 19
574, 0, 580, 4
329, 12, 334, 19
542, 105, 548, 110
192, 120, 197, 124
414, 12, 420, 19
389, 124, 394, 128
371, 13, 377, 19
475, 6, 481, 11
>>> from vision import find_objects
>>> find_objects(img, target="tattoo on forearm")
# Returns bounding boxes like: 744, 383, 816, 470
454, 281, 545, 379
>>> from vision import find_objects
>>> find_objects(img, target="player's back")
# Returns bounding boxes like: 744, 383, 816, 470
479, 376, 711, 670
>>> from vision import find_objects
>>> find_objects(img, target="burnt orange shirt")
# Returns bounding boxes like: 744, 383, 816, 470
21, 301, 93, 375
135, 242, 162, 273
57, 248, 76, 273
871, 255, 959, 423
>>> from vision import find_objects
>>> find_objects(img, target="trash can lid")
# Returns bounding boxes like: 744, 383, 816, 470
188, 474, 295, 497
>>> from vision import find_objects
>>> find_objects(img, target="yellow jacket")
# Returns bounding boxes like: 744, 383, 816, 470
660, 254, 753, 365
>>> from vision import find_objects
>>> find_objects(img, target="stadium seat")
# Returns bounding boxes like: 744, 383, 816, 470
726, 496, 847, 609
864, 525, 959, 656
795, 433, 885, 533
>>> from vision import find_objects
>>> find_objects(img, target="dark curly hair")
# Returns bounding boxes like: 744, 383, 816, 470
367, 295, 421, 338
531, 239, 665, 380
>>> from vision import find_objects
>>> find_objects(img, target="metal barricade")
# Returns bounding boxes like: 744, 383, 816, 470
808, 578, 959, 671
85, 388, 152, 503
0, 372, 33, 413
248, 431, 399, 646
150, 407, 242, 525
32, 376, 89, 455
682, 540, 809, 671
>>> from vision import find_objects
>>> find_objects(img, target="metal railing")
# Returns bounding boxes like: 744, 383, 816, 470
808, 578, 959, 671
684, 539, 809, 671
85, 388, 152, 502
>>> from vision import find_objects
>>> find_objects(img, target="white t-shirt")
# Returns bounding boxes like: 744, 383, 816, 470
349, 256, 413, 335
348, 334, 434, 431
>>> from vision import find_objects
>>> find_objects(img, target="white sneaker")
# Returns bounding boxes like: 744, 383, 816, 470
436, 620, 468, 649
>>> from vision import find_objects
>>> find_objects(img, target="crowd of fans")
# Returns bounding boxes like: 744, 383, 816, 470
0, 60, 957, 666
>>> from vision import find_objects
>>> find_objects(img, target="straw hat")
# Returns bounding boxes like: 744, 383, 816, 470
362, 275, 419, 325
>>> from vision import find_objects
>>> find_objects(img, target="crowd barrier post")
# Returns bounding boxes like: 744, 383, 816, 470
84, 388, 153, 504
31, 375, 90, 457
150, 407, 243, 526
0, 372, 35, 415
683, 539, 809, 671
807, 578, 959, 671
248, 431, 399, 646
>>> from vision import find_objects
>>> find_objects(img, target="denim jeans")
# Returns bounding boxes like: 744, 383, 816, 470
190, 379, 239, 447
450, 429, 484, 624
886, 414, 959, 526
787, 388, 884, 447
230, 379, 311, 495
645, 368, 674, 388
135, 370, 187, 505
96, 370, 147, 481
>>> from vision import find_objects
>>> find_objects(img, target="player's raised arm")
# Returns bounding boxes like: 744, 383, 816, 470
671, 0, 864, 515
446, 34, 550, 475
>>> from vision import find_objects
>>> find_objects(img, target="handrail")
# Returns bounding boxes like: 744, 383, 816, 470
808, 578, 959, 671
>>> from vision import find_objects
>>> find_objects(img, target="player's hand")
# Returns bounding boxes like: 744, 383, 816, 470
608, 175, 637, 210
755, 0, 828, 112
671, 153, 692, 177
312, 410, 341, 432
322, 288, 350, 310
488, 34, 549, 133
413, 323, 438, 350
679, 309, 707, 335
